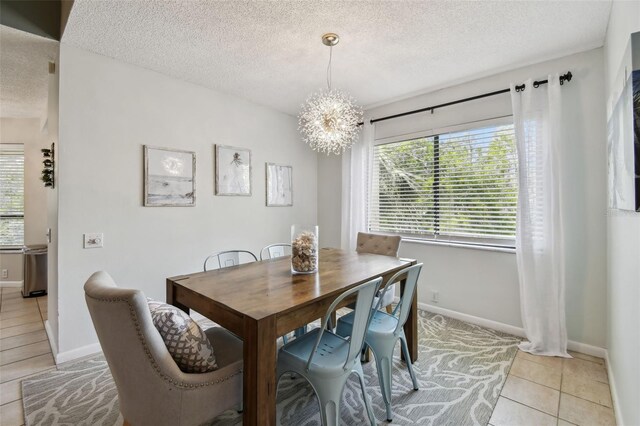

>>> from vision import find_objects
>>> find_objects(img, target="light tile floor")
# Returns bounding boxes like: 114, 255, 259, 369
0, 287, 54, 426
0, 286, 617, 426
490, 348, 617, 426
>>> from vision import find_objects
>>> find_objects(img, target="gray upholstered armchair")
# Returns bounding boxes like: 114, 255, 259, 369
84, 271, 242, 426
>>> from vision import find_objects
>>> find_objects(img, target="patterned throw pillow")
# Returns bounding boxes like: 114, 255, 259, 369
147, 299, 218, 373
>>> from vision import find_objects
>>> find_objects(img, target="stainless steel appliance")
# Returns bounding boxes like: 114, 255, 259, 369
22, 244, 47, 297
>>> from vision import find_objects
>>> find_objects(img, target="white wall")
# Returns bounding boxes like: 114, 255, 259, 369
317, 154, 342, 248
0, 253, 22, 282
56, 44, 317, 357
319, 48, 608, 348
604, 2, 640, 425
46, 59, 60, 353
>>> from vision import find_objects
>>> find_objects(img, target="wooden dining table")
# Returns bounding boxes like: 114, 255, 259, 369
166, 247, 418, 426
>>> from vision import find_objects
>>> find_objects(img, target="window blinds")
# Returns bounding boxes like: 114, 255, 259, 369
369, 124, 517, 247
0, 151, 25, 246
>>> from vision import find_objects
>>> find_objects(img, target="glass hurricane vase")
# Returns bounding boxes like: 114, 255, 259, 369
291, 225, 319, 274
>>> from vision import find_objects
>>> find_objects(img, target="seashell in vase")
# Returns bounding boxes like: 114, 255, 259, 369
291, 225, 319, 274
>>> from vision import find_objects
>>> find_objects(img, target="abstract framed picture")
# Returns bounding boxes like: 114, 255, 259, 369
215, 145, 252, 196
144, 146, 196, 207
608, 30, 640, 212
266, 163, 293, 207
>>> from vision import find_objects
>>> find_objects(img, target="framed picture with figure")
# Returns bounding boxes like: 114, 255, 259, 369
144, 146, 196, 207
215, 145, 252, 196
266, 163, 293, 206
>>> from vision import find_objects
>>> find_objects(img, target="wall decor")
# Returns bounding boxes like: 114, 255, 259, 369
144, 146, 195, 207
215, 145, 251, 196
41, 143, 54, 188
608, 30, 640, 211
266, 163, 292, 206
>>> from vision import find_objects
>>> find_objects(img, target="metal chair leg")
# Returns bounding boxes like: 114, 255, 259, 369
400, 336, 419, 391
355, 364, 376, 425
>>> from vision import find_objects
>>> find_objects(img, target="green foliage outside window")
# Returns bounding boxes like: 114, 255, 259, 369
371, 125, 517, 245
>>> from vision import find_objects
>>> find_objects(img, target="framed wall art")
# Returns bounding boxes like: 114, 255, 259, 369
608, 30, 640, 211
266, 163, 292, 207
215, 145, 252, 196
144, 146, 195, 207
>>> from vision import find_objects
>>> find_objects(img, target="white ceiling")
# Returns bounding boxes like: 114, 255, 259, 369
0, 25, 58, 118
63, 1, 611, 116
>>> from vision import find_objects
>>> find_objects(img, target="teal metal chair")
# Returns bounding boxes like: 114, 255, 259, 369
259, 243, 291, 260
203, 250, 257, 271
276, 277, 382, 426
336, 263, 423, 422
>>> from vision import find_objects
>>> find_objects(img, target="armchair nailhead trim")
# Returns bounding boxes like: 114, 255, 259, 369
86, 294, 242, 390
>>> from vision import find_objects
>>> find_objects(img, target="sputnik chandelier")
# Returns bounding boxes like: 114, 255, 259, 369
298, 33, 363, 155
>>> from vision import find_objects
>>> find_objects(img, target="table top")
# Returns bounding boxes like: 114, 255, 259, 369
167, 247, 414, 320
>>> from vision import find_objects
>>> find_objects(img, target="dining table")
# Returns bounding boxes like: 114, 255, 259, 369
166, 247, 418, 426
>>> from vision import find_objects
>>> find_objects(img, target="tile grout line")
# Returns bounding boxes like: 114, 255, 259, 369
0, 319, 46, 331
0, 291, 51, 426
0, 310, 44, 320
507, 353, 616, 425
0, 348, 54, 368
499, 394, 558, 419
0, 335, 50, 352
508, 371, 561, 392
557, 358, 564, 421
518, 350, 605, 369
509, 371, 614, 411
0, 354, 56, 384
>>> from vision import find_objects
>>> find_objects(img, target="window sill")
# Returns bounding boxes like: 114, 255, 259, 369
401, 237, 516, 254
0, 247, 24, 253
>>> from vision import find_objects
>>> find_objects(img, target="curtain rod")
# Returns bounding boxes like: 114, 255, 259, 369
359, 71, 572, 126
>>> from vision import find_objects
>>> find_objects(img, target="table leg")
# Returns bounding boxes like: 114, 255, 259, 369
166, 280, 190, 314
329, 311, 337, 330
243, 315, 277, 426
400, 277, 418, 362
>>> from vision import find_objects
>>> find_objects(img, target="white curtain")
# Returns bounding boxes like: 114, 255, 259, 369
511, 75, 570, 357
341, 120, 374, 251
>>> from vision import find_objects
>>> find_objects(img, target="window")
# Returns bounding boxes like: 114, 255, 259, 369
0, 145, 25, 247
369, 122, 517, 248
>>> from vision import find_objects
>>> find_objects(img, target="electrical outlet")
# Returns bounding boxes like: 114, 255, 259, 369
1, 269, 8, 279
83, 233, 104, 249
431, 290, 439, 303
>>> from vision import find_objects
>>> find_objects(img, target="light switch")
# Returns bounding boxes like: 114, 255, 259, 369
84, 233, 103, 249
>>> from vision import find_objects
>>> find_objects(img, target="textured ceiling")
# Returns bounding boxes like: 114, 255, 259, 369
62, 1, 611, 115
0, 25, 58, 118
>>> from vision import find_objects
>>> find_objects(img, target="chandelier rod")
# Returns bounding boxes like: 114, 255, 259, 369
326, 46, 333, 91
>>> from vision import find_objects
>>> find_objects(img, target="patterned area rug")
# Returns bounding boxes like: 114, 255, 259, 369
22, 311, 520, 426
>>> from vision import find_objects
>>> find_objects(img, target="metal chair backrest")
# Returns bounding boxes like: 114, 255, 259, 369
260, 243, 292, 260
203, 250, 258, 272
306, 277, 382, 372
376, 264, 423, 335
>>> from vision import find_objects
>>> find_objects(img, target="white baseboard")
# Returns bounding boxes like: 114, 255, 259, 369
45, 317, 103, 365
419, 302, 526, 338
605, 350, 622, 426
55, 342, 102, 364
0, 281, 23, 288
567, 340, 607, 359
44, 320, 58, 358
414, 301, 607, 358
